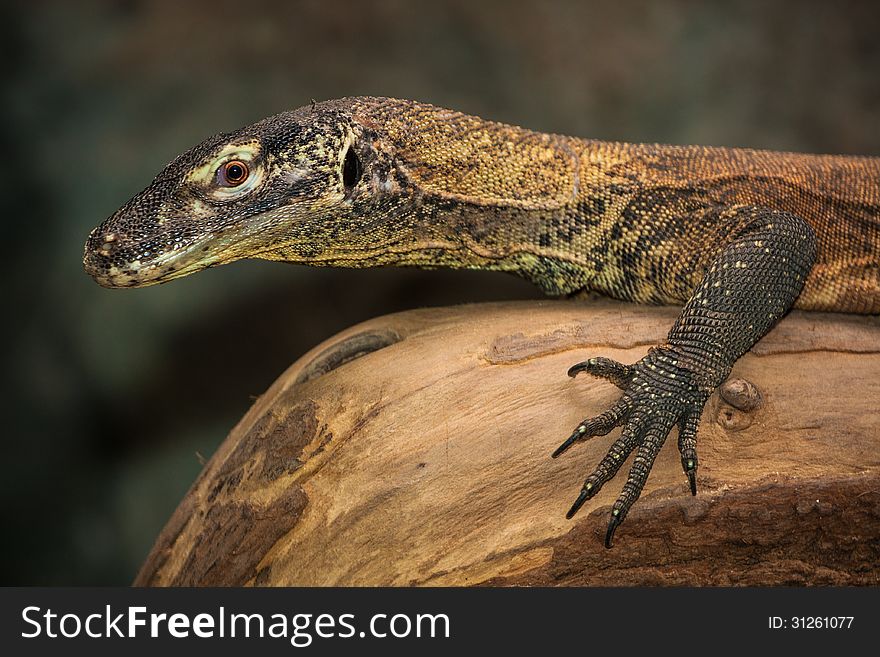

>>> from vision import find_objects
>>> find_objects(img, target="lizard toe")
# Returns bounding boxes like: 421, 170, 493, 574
552, 397, 629, 458
568, 356, 635, 390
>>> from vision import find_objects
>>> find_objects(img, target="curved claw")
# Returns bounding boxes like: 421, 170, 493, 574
605, 511, 622, 548
565, 487, 592, 519
552, 433, 580, 459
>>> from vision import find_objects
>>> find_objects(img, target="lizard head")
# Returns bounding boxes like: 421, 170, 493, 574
84, 98, 400, 288
84, 96, 575, 289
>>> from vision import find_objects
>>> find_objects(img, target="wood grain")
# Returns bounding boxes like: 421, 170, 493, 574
135, 301, 880, 586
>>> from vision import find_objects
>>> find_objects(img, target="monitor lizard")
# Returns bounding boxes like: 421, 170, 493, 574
83, 97, 880, 547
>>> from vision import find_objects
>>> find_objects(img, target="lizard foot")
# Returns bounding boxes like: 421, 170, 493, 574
552, 347, 708, 547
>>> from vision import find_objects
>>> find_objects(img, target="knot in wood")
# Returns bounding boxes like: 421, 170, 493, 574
719, 378, 763, 412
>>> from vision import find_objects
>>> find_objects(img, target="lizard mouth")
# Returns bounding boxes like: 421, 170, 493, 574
83, 234, 221, 289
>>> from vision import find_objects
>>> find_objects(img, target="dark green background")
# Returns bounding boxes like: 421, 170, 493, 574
3, 0, 878, 584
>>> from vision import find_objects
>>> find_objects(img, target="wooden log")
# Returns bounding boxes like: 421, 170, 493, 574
135, 301, 880, 586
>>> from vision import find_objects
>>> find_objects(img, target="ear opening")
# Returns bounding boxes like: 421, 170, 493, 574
342, 145, 362, 189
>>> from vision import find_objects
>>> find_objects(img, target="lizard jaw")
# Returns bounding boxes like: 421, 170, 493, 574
83, 234, 223, 289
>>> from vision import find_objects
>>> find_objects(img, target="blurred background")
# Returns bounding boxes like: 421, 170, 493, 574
2, 0, 878, 584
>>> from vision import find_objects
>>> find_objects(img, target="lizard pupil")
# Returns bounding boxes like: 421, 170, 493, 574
343, 147, 362, 189
221, 160, 249, 186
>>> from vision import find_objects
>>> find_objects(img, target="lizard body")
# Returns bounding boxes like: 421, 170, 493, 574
83, 97, 880, 546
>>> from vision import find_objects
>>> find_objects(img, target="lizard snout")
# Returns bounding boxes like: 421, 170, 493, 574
83, 229, 122, 287
83, 227, 151, 288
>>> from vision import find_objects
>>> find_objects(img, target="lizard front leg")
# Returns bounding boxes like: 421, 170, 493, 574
553, 206, 817, 547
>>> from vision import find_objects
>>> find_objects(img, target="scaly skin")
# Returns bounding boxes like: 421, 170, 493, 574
83, 97, 880, 547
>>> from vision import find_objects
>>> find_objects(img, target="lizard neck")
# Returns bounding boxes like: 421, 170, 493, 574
388, 191, 604, 296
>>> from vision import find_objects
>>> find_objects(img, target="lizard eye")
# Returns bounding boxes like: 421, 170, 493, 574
218, 160, 250, 187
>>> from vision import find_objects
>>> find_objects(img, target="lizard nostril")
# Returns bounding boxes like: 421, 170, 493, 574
97, 232, 119, 257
